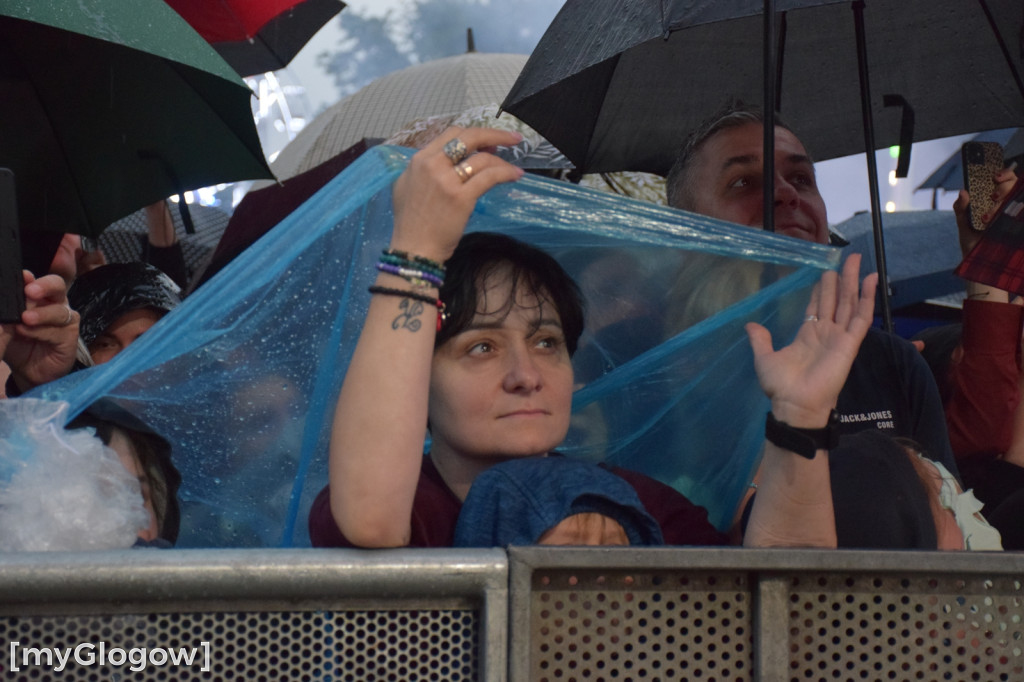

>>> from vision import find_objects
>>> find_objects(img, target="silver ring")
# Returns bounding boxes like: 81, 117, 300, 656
804, 314, 819, 322
453, 162, 472, 182
63, 306, 74, 326
443, 138, 468, 165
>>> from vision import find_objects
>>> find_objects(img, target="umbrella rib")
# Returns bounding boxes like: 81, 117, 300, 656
774, 11, 787, 108
975, 0, 1024, 104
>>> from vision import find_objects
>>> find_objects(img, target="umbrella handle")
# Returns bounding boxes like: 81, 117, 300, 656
176, 194, 196, 235
137, 151, 195, 235
883, 95, 915, 179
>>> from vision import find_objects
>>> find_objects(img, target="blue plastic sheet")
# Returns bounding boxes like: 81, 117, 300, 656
32, 146, 839, 546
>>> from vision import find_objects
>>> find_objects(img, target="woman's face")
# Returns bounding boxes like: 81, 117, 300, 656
428, 270, 575, 469
109, 429, 160, 542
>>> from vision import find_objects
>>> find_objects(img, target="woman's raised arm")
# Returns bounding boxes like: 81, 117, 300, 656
328, 128, 523, 547
744, 255, 877, 547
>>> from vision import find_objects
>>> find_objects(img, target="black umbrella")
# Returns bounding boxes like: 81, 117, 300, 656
502, 0, 1024, 330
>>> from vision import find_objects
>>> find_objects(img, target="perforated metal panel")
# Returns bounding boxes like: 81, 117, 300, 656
1, 609, 478, 681
526, 568, 753, 681
508, 547, 1024, 682
784, 573, 1023, 682
0, 549, 508, 682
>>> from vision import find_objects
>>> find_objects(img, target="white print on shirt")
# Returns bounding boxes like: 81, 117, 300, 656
838, 410, 895, 431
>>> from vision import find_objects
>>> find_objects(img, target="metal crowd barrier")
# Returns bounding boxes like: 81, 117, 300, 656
0, 549, 508, 681
0, 548, 1021, 681
508, 548, 1024, 682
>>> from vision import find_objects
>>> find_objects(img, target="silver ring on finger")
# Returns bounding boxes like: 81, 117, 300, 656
63, 306, 74, 326
804, 314, 819, 322
453, 162, 473, 183
443, 138, 468, 165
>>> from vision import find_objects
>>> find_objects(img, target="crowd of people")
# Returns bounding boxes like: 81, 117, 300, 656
1, 102, 1018, 552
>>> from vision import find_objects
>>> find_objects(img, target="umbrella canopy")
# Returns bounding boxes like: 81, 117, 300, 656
164, 0, 345, 77
100, 203, 231, 280
271, 52, 528, 179
383, 103, 668, 204
917, 128, 1023, 191
0, 1, 273, 238
502, 0, 1024, 331
834, 210, 963, 309
502, 0, 1024, 175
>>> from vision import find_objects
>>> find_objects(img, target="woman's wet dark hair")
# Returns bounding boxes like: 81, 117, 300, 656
436, 232, 585, 356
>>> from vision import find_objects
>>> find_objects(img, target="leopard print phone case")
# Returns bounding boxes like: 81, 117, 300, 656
962, 141, 1005, 232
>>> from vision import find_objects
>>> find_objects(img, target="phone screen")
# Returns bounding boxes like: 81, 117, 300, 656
0, 168, 25, 323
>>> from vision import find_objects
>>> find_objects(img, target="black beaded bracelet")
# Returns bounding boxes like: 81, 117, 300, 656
368, 285, 448, 330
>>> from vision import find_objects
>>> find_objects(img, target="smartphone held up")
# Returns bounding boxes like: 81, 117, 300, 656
962, 141, 1006, 232
0, 168, 25, 323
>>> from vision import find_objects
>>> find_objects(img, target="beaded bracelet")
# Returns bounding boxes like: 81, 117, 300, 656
383, 248, 446, 274
368, 285, 447, 331
375, 262, 444, 288
379, 252, 445, 279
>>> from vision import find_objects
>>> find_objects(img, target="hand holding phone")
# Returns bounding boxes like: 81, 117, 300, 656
961, 141, 1005, 232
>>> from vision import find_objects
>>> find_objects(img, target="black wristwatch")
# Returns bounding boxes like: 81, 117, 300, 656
764, 410, 841, 459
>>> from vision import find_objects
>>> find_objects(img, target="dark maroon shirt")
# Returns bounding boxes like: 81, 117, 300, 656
309, 456, 728, 548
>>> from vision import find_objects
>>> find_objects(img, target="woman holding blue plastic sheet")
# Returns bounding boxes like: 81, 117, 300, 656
308, 126, 879, 549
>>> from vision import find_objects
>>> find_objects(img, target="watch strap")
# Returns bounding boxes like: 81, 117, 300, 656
764, 410, 840, 460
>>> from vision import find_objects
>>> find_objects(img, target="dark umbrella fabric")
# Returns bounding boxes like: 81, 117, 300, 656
164, 0, 345, 77
834, 210, 963, 309
0, 1, 273, 238
502, 0, 1024, 175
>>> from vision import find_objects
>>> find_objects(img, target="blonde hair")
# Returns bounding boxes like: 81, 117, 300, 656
664, 254, 765, 336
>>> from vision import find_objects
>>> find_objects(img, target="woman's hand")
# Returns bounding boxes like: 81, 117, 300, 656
745, 255, 877, 428
3, 271, 80, 392
953, 166, 1018, 256
391, 126, 523, 262
743, 256, 875, 548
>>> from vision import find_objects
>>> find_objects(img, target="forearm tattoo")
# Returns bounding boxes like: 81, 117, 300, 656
391, 298, 424, 332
